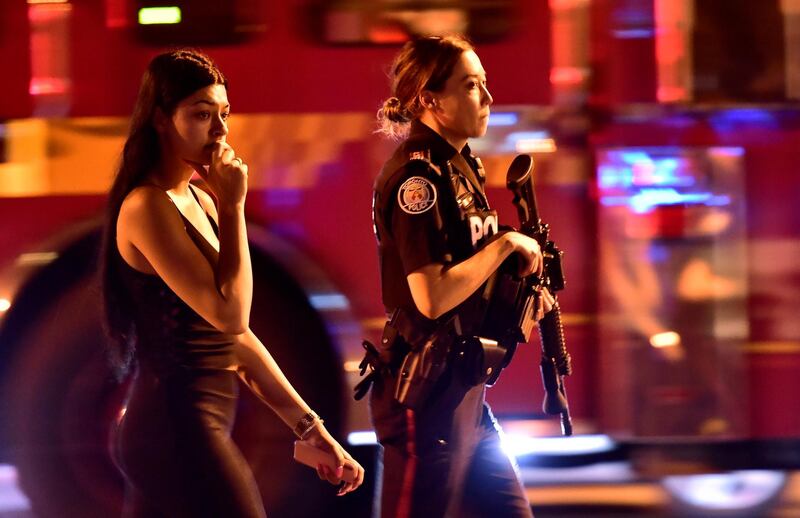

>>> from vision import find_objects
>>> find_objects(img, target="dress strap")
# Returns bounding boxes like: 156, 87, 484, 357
188, 184, 219, 237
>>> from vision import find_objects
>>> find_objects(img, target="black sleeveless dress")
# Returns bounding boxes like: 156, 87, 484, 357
115, 186, 266, 518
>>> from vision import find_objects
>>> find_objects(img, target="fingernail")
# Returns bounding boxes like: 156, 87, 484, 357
336, 466, 344, 478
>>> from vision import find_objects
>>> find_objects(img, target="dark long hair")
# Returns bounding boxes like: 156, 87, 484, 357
377, 35, 474, 139
100, 49, 227, 379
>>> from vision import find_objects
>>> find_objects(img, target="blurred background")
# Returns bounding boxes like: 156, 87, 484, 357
0, 0, 799, 516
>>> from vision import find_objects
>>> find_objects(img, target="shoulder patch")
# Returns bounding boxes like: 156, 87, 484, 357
397, 176, 438, 215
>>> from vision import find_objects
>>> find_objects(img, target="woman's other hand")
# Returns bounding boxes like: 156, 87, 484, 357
304, 423, 365, 495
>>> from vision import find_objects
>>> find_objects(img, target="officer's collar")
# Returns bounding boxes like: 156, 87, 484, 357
408, 120, 474, 165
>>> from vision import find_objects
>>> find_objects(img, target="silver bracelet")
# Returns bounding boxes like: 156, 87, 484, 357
294, 411, 322, 440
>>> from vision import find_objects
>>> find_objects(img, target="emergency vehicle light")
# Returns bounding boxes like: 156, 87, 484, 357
138, 6, 181, 25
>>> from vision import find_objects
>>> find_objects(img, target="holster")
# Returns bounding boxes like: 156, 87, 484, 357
457, 336, 510, 386
393, 327, 454, 409
392, 310, 456, 409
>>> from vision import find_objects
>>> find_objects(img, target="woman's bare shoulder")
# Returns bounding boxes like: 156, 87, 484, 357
119, 185, 176, 227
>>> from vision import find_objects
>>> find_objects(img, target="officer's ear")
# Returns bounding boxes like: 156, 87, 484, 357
419, 91, 438, 112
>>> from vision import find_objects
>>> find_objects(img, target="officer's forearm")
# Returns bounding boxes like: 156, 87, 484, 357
407, 234, 516, 319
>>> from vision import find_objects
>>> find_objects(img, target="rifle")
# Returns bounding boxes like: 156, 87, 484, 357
483, 155, 573, 435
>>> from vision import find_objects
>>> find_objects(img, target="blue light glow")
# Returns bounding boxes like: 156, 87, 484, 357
347, 431, 377, 445
308, 293, 350, 310
487, 112, 519, 127
0, 465, 30, 512
264, 188, 303, 207
712, 108, 777, 124
612, 29, 655, 39
708, 109, 778, 133
601, 188, 731, 213
662, 471, 787, 511
500, 433, 615, 458
600, 152, 695, 189
507, 131, 549, 141
348, 430, 618, 458
709, 147, 745, 158
596, 147, 742, 213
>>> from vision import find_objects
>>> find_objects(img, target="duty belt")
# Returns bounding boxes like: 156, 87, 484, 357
353, 308, 513, 404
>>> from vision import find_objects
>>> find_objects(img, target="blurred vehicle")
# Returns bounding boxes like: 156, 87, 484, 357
0, 1, 798, 517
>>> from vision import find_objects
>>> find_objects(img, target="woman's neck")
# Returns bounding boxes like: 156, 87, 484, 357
418, 114, 467, 152
148, 154, 194, 196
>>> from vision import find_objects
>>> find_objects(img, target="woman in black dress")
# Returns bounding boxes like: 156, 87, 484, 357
100, 49, 363, 517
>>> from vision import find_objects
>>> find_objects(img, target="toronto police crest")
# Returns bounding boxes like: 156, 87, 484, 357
397, 176, 437, 215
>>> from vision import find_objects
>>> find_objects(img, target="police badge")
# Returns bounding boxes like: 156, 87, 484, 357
397, 176, 437, 215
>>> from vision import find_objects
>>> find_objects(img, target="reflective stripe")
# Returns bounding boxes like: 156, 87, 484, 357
396, 409, 417, 518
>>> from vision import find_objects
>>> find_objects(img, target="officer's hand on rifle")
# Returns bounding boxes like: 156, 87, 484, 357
504, 231, 544, 277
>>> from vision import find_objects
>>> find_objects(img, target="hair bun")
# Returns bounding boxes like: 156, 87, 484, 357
381, 96, 410, 124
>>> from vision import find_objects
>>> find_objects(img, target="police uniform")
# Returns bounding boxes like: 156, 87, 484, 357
367, 120, 533, 518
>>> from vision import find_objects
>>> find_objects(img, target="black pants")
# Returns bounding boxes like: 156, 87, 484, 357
370, 366, 533, 518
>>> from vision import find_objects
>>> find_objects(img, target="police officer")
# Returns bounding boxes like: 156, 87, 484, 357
360, 36, 555, 518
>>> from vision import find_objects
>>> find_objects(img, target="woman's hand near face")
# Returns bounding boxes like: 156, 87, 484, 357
186, 142, 248, 208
